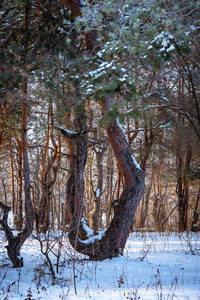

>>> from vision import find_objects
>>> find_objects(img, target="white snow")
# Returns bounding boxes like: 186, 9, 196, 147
167, 44, 175, 52
116, 117, 129, 144
88, 60, 116, 79
119, 74, 128, 82
131, 154, 142, 171
96, 188, 101, 197
0, 231, 199, 299
121, 68, 127, 73
86, 88, 93, 94
80, 229, 106, 245
148, 31, 175, 53
54, 125, 78, 136
80, 218, 106, 244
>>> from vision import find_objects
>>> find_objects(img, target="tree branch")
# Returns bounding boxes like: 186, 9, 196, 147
54, 125, 88, 140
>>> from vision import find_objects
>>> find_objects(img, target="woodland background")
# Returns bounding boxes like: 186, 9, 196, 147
0, 0, 200, 260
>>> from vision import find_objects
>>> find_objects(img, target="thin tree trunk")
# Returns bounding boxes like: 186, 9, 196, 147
16, 137, 23, 231
9, 139, 16, 216
1, 178, 7, 205
139, 171, 153, 229
191, 189, 200, 232
176, 147, 191, 232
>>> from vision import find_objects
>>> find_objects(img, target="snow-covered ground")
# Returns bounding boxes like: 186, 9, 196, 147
0, 231, 199, 300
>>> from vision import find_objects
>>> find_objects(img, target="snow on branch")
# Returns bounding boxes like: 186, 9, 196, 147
54, 125, 88, 140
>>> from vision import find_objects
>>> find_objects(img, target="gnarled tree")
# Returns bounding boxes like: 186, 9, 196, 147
56, 96, 144, 260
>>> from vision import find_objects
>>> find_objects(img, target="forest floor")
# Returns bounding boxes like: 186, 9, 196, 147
0, 229, 200, 300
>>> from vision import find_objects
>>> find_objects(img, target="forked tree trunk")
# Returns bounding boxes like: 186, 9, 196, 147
57, 98, 144, 260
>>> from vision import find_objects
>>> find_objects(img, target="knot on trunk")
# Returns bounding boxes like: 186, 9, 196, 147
108, 126, 118, 133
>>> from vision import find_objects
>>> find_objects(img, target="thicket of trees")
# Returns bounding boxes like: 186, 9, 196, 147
0, 0, 199, 267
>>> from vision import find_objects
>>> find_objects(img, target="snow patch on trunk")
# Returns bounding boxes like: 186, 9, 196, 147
131, 154, 141, 171
116, 117, 129, 143
81, 218, 106, 244
116, 118, 141, 171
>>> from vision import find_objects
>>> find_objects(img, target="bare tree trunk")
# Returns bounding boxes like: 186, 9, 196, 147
139, 171, 153, 229
138, 122, 154, 229
152, 162, 167, 232
9, 139, 16, 217
63, 113, 75, 229
16, 137, 23, 231
176, 147, 191, 232
105, 146, 115, 227
1, 177, 7, 205
191, 189, 200, 232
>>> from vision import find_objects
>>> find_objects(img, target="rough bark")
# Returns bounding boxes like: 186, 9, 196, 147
9, 139, 16, 216
15, 137, 23, 231
191, 189, 200, 232
140, 121, 154, 172
176, 147, 191, 232
139, 172, 153, 229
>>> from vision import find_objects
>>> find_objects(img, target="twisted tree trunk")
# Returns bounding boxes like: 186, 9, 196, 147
57, 98, 144, 260
58, 0, 144, 260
